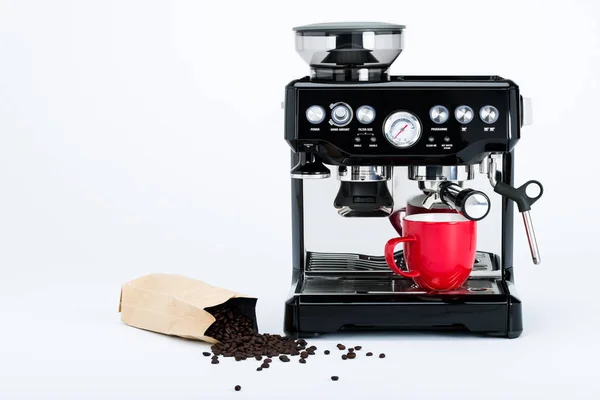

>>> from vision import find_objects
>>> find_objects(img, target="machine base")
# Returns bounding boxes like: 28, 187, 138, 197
283, 278, 522, 339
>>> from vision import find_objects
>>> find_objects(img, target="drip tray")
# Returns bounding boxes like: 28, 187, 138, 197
300, 276, 501, 295
306, 251, 500, 278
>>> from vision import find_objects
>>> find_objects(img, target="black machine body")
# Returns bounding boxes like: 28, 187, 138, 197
283, 22, 541, 339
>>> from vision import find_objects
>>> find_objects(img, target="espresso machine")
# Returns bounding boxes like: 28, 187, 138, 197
283, 23, 543, 338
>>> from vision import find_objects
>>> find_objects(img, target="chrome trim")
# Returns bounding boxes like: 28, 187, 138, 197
463, 192, 491, 220
486, 154, 503, 187
338, 166, 392, 182
291, 172, 330, 179
336, 205, 392, 217
408, 165, 475, 181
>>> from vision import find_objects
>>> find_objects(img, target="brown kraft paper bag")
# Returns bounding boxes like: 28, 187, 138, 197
118, 273, 258, 343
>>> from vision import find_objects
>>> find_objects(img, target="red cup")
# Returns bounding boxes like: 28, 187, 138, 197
389, 194, 456, 235
384, 213, 476, 291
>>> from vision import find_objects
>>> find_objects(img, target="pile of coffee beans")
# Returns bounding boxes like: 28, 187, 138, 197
203, 302, 388, 392
205, 303, 307, 360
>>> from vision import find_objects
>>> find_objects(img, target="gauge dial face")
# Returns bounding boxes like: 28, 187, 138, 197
383, 111, 422, 148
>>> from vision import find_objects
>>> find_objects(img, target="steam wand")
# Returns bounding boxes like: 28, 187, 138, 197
486, 155, 544, 265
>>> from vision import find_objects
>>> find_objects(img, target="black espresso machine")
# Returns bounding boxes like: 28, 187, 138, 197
283, 23, 543, 338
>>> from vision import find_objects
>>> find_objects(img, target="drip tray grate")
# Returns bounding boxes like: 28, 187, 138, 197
306, 251, 500, 278
300, 276, 501, 295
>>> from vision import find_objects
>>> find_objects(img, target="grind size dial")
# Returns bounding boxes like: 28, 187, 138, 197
383, 111, 422, 148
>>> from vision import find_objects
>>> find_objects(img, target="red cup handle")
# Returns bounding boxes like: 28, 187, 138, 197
389, 207, 407, 236
384, 236, 420, 278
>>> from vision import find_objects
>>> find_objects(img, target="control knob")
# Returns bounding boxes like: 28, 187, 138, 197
331, 103, 353, 126
455, 105, 474, 124
480, 105, 499, 124
429, 105, 449, 124
306, 105, 326, 124
356, 106, 376, 124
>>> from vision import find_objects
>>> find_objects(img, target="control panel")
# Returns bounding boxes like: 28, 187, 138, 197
293, 86, 513, 159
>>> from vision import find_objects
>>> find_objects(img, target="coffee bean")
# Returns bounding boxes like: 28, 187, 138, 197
255, 356, 262, 361
366, 352, 373, 357
211, 359, 219, 364
299, 358, 306, 364
337, 344, 346, 350
235, 356, 242, 361
347, 352, 356, 359
331, 376, 339, 381
265, 358, 272, 363
300, 351, 309, 359
341, 354, 347, 360
379, 353, 386, 358
234, 385, 241, 391
354, 346, 362, 351
257, 367, 262, 371
348, 348, 355, 353
279, 355, 290, 362
261, 362, 270, 369
202, 352, 211, 357
324, 350, 330, 355
306, 348, 315, 355
308, 345, 317, 351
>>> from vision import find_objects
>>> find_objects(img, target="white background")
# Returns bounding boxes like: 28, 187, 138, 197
1, 0, 599, 398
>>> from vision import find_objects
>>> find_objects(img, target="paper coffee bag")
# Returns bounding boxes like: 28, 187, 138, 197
118, 273, 257, 343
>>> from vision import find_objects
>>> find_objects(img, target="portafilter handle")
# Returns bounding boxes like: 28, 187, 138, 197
493, 180, 544, 265
438, 182, 491, 221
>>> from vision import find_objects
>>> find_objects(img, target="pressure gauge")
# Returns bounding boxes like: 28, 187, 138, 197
383, 111, 422, 148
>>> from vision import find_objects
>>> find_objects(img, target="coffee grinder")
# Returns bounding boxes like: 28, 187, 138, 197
283, 23, 543, 338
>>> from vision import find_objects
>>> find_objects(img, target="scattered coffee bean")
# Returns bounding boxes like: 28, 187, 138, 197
265, 358, 272, 363
234, 385, 241, 391
279, 355, 290, 362
379, 353, 386, 358
257, 367, 262, 371
366, 352, 373, 357
348, 348, 355, 353
255, 356, 262, 361
354, 346, 362, 351
331, 376, 339, 381
308, 345, 317, 351
203, 352, 211, 357
341, 354, 347, 360
306, 348, 315, 355
299, 358, 306, 364
211, 355, 219, 360
211, 359, 219, 364
300, 351, 309, 359
235, 356, 242, 362
347, 352, 356, 359
324, 350, 330, 355
337, 344, 346, 350
261, 362, 270, 369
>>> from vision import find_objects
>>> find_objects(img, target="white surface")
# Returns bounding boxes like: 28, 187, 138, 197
1, 0, 599, 399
